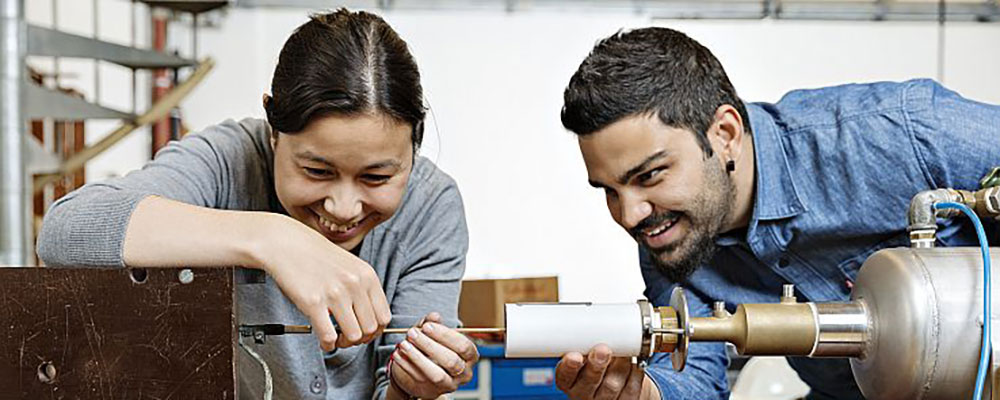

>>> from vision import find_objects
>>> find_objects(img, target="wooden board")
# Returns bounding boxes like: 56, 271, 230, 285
0, 267, 236, 399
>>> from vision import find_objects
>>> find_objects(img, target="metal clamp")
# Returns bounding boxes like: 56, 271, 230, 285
638, 299, 653, 362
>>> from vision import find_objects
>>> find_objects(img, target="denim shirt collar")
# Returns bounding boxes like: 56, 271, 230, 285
718, 103, 807, 246
748, 103, 807, 220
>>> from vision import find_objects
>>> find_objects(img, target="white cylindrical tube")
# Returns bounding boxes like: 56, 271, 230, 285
504, 302, 644, 358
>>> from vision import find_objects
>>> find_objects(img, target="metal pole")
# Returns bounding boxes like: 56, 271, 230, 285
937, 0, 946, 83
51, 0, 58, 87
131, 0, 137, 113
93, 0, 100, 103
191, 12, 198, 60
1, 0, 30, 266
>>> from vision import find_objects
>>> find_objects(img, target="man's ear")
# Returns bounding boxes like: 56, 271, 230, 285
709, 104, 746, 162
262, 93, 272, 110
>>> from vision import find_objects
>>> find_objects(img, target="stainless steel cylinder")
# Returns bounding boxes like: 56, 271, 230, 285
810, 302, 867, 357
0, 0, 29, 266
851, 247, 1000, 400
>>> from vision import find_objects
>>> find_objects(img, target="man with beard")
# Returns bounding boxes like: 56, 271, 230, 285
552, 27, 1000, 400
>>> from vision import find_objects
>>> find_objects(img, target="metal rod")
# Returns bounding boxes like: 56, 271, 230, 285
191, 12, 197, 60
651, 328, 685, 335
92, 0, 100, 103
51, 0, 58, 87
279, 325, 506, 335
937, 0, 946, 83
0, 0, 29, 266
131, 0, 137, 113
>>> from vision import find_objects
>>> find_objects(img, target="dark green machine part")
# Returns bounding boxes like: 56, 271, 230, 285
981, 166, 1000, 189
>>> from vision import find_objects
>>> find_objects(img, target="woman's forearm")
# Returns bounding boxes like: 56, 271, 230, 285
122, 195, 281, 269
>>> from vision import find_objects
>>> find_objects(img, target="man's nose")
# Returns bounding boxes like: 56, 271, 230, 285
620, 193, 653, 229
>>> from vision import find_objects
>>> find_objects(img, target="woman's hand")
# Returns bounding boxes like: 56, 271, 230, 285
389, 312, 480, 399
253, 214, 392, 352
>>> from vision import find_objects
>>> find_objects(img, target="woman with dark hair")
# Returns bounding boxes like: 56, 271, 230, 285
38, 9, 477, 399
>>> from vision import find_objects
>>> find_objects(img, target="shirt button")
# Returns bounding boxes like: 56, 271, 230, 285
310, 375, 325, 394
778, 257, 790, 268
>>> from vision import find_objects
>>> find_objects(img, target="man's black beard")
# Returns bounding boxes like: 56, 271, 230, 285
641, 229, 719, 283
634, 159, 734, 283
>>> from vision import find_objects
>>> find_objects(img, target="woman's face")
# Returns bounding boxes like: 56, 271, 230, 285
272, 113, 414, 251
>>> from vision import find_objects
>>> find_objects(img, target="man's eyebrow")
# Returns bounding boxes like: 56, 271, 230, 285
617, 150, 668, 184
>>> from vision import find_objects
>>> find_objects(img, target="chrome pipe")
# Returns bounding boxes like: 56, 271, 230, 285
810, 302, 868, 357
0, 0, 29, 266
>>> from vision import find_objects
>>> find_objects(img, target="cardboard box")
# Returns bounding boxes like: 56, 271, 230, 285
458, 277, 559, 328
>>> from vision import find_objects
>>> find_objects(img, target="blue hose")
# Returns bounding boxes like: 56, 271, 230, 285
935, 202, 992, 400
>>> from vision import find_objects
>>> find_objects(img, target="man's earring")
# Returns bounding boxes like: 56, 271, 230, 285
726, 160, 736, 173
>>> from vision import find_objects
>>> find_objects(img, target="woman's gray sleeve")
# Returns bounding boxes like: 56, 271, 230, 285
37, 121, 258, 267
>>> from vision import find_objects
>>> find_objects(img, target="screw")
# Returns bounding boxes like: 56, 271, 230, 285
178, 269, 194, 284
781, 284, 797, 303
310, 376, 324, 394
712, 301, 728, 318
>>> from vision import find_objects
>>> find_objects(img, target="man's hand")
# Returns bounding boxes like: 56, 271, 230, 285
555, 344, 659, 400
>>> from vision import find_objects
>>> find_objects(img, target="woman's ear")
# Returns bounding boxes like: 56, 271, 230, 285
263, 94, 278, 150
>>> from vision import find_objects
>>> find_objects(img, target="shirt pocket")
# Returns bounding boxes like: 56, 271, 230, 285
323, 343, 366, 370
837, 234, 910, 282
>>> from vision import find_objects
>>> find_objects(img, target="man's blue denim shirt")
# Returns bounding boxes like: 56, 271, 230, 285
641, 79, 1000, 400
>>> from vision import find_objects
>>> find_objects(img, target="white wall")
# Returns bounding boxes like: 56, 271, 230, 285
26, 2, 1000, 303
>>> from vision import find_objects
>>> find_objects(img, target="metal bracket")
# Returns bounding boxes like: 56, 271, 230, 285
981, 166, 1000, 189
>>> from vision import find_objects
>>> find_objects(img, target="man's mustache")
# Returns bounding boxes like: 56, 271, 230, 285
629, 211, 683, 239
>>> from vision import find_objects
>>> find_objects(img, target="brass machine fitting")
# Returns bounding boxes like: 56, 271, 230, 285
908, 167, 1000, 248
647, 285, 868, 371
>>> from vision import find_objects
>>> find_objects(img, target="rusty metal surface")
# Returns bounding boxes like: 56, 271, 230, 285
0, 267, 236, 399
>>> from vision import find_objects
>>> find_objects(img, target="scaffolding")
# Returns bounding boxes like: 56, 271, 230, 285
0, 0, 221, 266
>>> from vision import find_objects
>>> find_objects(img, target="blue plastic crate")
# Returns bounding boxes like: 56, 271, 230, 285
491, 358, 567, 399
455, 344, 568, 399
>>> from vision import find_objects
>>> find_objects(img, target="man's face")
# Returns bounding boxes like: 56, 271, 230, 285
579, 114, 735, 282
272, 113, 413, 251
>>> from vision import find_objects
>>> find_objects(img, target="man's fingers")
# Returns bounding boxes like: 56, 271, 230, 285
570, 345, 612, 399
593, 358, 631, 400
555, 352, 585, 392
619, 364, 645, 399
